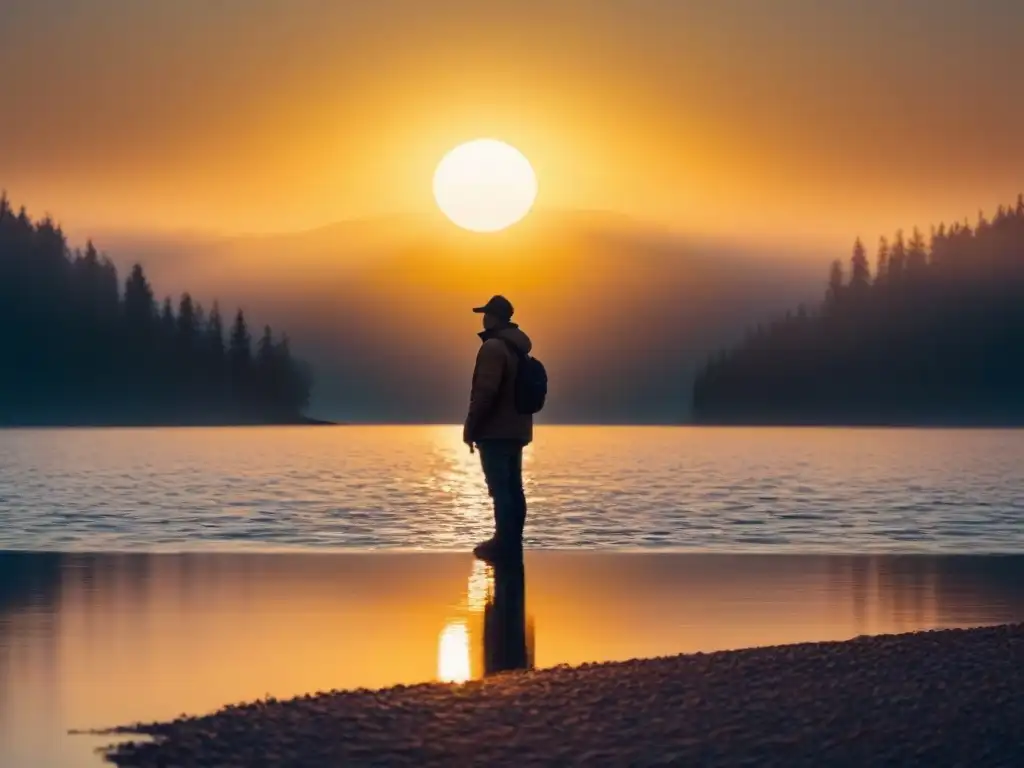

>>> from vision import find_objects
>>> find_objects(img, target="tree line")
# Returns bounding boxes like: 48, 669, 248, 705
692, 194, 1024, 425
0, 194, 311, 425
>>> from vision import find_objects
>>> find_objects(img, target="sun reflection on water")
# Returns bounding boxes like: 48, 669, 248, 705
437, 620, 471, 683
467, 559, 492, 612
420, 427, 492, 549
419, 426, 535, 550
437, 559, 495, 683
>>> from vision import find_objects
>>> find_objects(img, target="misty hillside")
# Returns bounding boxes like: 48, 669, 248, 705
96, 210, 824, 423
695, 196, 1024, 425
0, 195, 311, 426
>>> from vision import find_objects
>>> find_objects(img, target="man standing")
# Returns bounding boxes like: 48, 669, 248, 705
464, 295, 534, 562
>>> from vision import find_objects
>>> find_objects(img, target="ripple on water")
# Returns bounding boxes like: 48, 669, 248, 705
1, 426, 1023, 553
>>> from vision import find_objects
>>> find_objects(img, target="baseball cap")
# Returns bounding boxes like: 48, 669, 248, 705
472, 295, 514, 322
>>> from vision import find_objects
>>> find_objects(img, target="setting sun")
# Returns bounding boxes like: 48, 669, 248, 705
433, 139, 537, 232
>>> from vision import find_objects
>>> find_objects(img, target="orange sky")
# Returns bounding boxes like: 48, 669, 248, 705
1, 0, 1022, 247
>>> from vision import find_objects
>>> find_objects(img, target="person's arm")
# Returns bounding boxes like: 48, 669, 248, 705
464, 340, 506, 444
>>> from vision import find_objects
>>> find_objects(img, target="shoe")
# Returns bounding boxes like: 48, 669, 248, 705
473, 538, 522, 563
473, 538, 500, 562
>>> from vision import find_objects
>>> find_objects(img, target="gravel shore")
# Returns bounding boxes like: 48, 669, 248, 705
101, 623, 1024, 767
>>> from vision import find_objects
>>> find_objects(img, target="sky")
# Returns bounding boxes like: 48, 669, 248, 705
2, 0, 1023, 247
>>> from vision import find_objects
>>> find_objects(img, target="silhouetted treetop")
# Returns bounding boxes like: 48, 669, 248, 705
692, 194, 1024, 425
0, 193, 312, 425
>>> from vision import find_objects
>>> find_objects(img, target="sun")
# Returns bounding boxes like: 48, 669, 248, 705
433, 139, 538, 232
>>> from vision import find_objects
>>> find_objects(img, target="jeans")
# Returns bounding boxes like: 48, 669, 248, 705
477, 439, 527, 545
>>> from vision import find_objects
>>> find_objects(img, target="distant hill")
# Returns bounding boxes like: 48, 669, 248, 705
0, 194, 312, 426
94, 209, 823, 423
693, 195, 1024, 426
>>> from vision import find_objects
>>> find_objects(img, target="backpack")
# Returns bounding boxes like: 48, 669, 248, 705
502, 339, 548, 415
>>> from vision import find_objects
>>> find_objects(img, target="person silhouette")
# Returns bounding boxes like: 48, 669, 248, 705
463, 295, 533, 563
483, 554, 532, 676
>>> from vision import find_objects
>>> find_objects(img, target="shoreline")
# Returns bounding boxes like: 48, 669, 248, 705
99, 623, 1024, 766
7, 421, 1024, 429
8, 548, 1024, 558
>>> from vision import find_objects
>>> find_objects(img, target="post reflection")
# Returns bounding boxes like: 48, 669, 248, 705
437, 556, 535, 683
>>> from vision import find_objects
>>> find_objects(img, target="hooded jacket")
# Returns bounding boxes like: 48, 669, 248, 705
465, 324, 534, 444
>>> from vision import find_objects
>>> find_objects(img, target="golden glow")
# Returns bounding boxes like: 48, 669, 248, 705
422, 427, 496, 550
436, 559, 494, 683
2, 5, 1022, 244
466, 560, 492, 613
437, 620, 471, 683
433, 139, 537, 232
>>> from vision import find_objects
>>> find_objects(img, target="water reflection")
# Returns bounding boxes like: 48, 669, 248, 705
2, 552, 1024, 767
437, 557, 535, 683
437, 621, 471, 683
483, 556, 534, 676
437, 560, 489, 683
466, 559, 490, 612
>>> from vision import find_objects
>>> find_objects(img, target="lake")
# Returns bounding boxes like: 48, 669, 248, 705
2, 426, 1024, 553
4, 551, 1024, 767
3, 426, 1024, 765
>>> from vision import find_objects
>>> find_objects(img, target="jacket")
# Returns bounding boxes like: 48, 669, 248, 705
465, 324, 534, 444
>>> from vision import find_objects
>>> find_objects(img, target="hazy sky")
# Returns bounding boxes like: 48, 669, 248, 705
2, 0, 1023, 245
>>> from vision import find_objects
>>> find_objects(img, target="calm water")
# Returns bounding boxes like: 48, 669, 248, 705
3, 552, 1024, 767
2, 426, 1024, 553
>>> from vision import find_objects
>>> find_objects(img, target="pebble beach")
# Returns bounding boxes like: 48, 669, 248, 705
100, 623, 1024, 767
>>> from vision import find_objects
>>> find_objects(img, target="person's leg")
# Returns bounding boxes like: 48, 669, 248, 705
478, 440, 519, 546
509, 443, 526, 542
